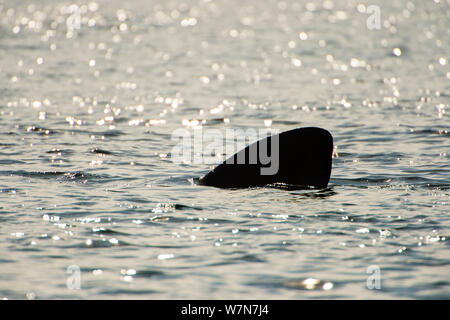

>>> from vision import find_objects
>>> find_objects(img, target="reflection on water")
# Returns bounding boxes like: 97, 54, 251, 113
0, 0, 448, 299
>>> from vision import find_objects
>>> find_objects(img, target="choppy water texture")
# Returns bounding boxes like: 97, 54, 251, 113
0, 0, 449, 299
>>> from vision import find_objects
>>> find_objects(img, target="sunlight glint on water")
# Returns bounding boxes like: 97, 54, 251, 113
0, 0, 448, 299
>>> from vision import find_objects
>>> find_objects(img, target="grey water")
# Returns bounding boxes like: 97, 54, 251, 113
0, 0, 449, 299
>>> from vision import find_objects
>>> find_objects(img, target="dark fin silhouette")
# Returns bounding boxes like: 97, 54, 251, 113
197, 127, 333, 189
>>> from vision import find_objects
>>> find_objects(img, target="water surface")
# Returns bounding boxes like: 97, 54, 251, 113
0, 0, 449, 299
